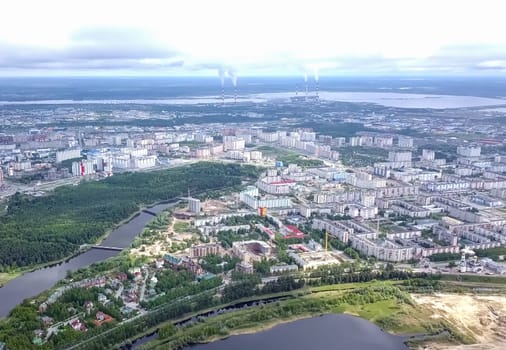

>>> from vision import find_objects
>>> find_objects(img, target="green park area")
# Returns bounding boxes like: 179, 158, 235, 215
0, 162, 261, 271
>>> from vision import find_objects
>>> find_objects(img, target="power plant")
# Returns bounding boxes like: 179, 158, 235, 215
217, 67, 238, 104
291, 68, 320, 103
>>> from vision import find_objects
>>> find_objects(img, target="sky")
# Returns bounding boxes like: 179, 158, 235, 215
1, 0, 506, 77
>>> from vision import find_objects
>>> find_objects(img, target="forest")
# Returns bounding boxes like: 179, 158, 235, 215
0, 162, 261, 269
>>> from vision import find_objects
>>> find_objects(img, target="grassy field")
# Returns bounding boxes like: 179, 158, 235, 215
0, 272, 20, 286
441, 274, 506, 285
255, 145, 324, 167
173, 221, 190, 233
255, 145, 292, 157
309, 280, 400, 293
144, 301, 439, 350
139, 283, 466, 350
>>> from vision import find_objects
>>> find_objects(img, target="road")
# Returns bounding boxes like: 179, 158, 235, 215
139, 274, 148, 302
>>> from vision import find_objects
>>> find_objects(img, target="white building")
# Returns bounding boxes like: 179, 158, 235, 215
397, 136, 413, 148
56, 148, 81, 163
72, 160, 95, 176
209, 144, 224, 155
351, 235, 415, 262
194, 148, 211, 159
223, 136, 245, 151
457, 146, 481, 157
195, 133, 214, 143
112, 155, 131, 169
422, 149, 435, 161
123, 148, 148, 157
374, 135, 394, 147
12, 161, 32, 171
131, 155, 156, 169
260, 131, 279, 143
425, 181, 471, 192
239, 186, 292, 209
256, 178, 296, 194
188, 198, 201, 213
250, 151, 262, 160
349, 136, 363, 147
388, 151, 412, 163
301, 131, 316, 141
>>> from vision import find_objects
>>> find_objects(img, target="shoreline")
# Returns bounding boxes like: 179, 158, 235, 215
185, 311, 449, 349
0, 199, 178, 290
130, 287, 506, 350
145, 311, 430, 350
128, 287, 432, 350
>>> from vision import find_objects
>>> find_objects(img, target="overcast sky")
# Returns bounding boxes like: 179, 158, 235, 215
1, 0, 505, 77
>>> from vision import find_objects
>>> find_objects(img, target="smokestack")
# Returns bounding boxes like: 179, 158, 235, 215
228, 69, 238, 104
218, 68, 226, 105
304, 73, 308, 97
314, 67, 319, 99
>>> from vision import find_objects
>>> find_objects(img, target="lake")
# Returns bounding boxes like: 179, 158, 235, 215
185, 314, 409, 350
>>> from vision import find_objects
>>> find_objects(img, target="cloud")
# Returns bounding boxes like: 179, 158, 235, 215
475, 60, 506, 70
1, 26, 506, 76
0, 26, 183, 71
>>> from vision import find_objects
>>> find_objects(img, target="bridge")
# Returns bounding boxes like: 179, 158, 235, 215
142, 209, 157, 216
91, 245, 124, 252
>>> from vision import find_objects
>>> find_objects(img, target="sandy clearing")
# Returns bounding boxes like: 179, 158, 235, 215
413, 293, 506, 350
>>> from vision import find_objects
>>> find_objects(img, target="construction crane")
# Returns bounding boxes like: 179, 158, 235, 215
325, 231, 329, 253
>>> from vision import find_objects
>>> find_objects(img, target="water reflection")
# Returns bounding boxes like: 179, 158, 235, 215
186, 314, 409, 350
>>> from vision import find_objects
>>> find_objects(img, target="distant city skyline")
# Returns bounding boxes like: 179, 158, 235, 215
1, 0, 505, 77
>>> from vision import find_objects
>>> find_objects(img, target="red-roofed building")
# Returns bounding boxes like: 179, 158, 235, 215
116, 272, 128, 282
288, 244, 310, 252
93, 312, 114, 326
283, 225, 305, 239
257, 224, 275, 239
70, 319, 87, 332
479, 139, 502, 145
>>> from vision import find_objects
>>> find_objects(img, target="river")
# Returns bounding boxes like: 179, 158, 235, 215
186, 314, 409, 350
0, 202, 176, 318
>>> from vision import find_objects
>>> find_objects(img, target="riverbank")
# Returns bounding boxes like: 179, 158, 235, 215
0, 272, 20, 287
137, 284, 465, 350
0, 162, 258, 271
0, 200, 176, 291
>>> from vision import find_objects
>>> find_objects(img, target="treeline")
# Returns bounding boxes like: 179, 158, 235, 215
0, 163, 261, 269
475, 246, 506, 261
429, 246, 506, 262
153, 285, 414, 350
200, 254, 240, 274
220, 214, 278, 228
428, 252, 461, 262
60, 291, 218, 350
217, 228, 267, 248
0, 289, 219, 349
141, 275, 223, 310
222, 275, 305, 302
308, 264, 438, 285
